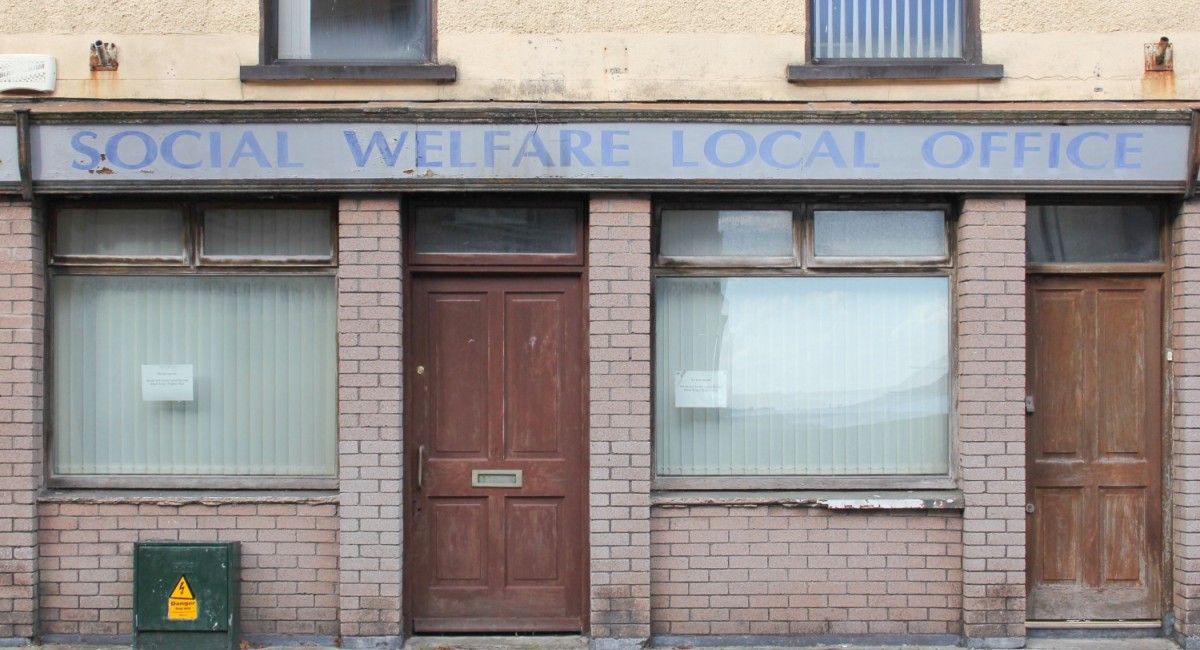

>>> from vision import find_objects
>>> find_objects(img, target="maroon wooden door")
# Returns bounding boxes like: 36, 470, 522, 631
1026, 275, 1163, 620
408, 274, 585, 632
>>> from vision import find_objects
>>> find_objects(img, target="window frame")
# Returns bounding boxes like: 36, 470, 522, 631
240, 0, 457, 82
787, 0, 1003, 82
651, 197, 958, 492
46, 199, 340, 490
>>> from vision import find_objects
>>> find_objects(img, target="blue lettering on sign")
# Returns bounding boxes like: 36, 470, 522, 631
601, 130, 630, 167
759, 130, 804, 170
107, 131, 158, 170
276, 132, 303, 169
161, 130, 203, 169
806, 131, 847, 169
484, 131, 510, 167
560, 130, 596, 168
228, 132, 272, 168
345, 131, 409, 167
70, 131, 102, 170
922, 131, 974, 169
55, 125, 1162, 179
1115, 132, 1143, 169
1066, 131, 1108, 171
671, 130, 699, 168
415, 130, 443, 168
514, 131, 554, 167
704, 130, 756, 169
449, 131, 475, 168
853, 131, 879, 168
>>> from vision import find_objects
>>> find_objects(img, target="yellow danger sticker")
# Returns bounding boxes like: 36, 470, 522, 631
167, 575, 197, 621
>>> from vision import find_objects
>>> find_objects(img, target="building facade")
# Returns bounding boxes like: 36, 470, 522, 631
1, 1, 1199, 648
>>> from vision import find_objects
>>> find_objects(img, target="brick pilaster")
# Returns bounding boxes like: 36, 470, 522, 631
0, 198, 42, 643
1173, 197, 1200, 647
587, 195, 652, 649
337, 196, 403, 648
956, 197, 1026, 649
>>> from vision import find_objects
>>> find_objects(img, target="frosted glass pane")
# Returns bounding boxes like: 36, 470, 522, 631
661, 210, 794, 257
655, 276, 950, 476
414, 207, 576, 255
52, 275, 336, 477
57, 208, 184, 258
1027, 205, 1161, 264
814, 210, 946, 258
204, 208, 332, 258
278, 0, 429, 61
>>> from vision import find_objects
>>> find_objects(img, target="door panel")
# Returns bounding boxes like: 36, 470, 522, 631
1026, 275, 1163, 620
410, 275, 584, 632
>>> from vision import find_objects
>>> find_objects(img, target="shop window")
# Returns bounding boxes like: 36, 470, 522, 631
241, 0, 456, 81
788, 0, 1002, 81
49, 202, 337, 488
654, 203, 952, 489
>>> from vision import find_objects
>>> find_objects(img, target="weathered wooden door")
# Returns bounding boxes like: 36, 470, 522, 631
408, 274, 585, 632
1026, 275, 1163, 620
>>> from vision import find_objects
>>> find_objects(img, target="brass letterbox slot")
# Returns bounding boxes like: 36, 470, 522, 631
471, 469, 523, 488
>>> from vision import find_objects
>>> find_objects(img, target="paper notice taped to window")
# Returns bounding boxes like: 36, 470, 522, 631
674, 370, 728, 408
142, 364, 195, 402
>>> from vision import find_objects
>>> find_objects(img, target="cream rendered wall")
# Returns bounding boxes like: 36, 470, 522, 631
0, 0, 1197, 102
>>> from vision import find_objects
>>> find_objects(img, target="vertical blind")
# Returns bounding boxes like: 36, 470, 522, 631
52, 275, 336, 476
655, 276, 949, 476
811, 0, 964, 59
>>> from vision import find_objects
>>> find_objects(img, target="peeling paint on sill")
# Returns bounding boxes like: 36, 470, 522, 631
651, 490, 965, 510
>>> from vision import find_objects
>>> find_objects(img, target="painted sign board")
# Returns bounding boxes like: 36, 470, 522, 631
29, 122, 1193, 187
0, 127, 18, 184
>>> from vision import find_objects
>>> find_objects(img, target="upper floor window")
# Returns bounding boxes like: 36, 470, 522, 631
276, 0, 429, 62
811, 0, 965, 60
241, 0, 457, 81
788, 0, 1002, 81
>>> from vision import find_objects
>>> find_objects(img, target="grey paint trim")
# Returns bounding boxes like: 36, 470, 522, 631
0, 639, 30, 648
243, 633, 342, 646
788, 62, 1004, 81
11, 106, 1196, 127
241, 63, 456, 82
28, 179, 1191, 195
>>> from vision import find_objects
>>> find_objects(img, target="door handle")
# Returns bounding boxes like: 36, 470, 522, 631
417, 444, 425, 490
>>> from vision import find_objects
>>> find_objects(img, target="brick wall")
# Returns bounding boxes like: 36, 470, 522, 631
956, 197, 1026, 649
587, 195, 653, 647
37, 498, 339, 638
1173, 197, 1200, 644
650, 506, 963, 639
335, 196, 404, 645
0, 198, 42, 642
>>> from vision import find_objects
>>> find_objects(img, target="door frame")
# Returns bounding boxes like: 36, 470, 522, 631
1024, 198, 1174, 623
400, 195, 591, 636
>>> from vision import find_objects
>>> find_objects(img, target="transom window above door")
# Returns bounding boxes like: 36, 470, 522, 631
407, 201, 585, 266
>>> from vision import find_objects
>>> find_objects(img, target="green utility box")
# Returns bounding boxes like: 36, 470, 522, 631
133, 541, 239, 650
